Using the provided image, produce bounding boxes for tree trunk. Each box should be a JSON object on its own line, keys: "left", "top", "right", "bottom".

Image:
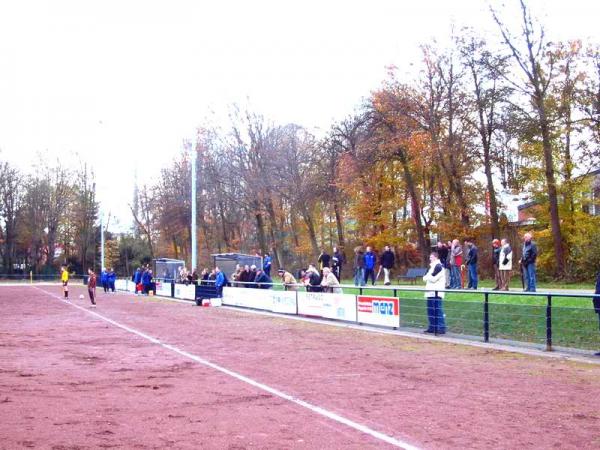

{"left": 333, "top": 198, "right": 345, "bottom": 250}
{"left": 300, "top": 205, "right": 320, "bottom": 259}
{"left": 253, "top": 200, "right": 267, "bottom": 256}
{"left": 539, "top": 109, "right": 566, "bottom": 277}
{"left": 483, "top": 147, "right": 500, "bottom": 239}
{"left": 397, "top": 147, "right": 429, "bottom": 265}
{"left": 264, "top": 197, "right": 283, "bottom": 268}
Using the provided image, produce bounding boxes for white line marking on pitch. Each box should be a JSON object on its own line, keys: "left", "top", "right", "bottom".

{"left": 32, "top": 286, "right": 420, "bottom": 450}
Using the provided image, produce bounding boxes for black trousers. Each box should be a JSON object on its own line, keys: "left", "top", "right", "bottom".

{"left": 364, "top": 268, "right": 375, "bottom": 285}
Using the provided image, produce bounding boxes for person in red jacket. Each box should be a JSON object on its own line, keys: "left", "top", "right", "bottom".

{"left": 87, "top": 268, "right": 97, "bottom": 307}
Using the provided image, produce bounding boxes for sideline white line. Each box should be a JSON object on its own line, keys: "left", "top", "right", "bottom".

{"left": 31, "top": 286, "right": 420, "bottom": 450}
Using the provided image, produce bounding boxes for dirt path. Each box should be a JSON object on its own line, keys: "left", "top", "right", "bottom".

{"left": 1, "top": 285, "right": 599, "bottom": 449}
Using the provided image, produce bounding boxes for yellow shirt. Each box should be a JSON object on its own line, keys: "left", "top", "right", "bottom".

{"left": 61, "top": 270, "right": 69, "bottom": 283}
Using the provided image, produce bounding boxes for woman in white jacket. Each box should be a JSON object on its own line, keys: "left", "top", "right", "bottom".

{"left": 423, "top": 252, "right": 447, "bottom": 334}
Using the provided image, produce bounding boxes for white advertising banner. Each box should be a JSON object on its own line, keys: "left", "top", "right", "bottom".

{"left": 357, "top": 295, "right": 399, "bottom": 328}
{"left": 297, "top": 292, "right": 357, "bottom": 322}
{"left": 222, "top": 287, "right": 273, "bottom": 311}
{"left": 174, "top": 283, "right": 196, "bottom": 300}
{"left": 155, "top": 281, "right": 172, "bottom": 297}
{"left": 115, "top": 279, "right": 128, "bottom": 291}
{"left": 127, "top": 280, "right": 136, "bottom": 293}
{"left": 270, "top": 291, "right": 297, "bottom": 314}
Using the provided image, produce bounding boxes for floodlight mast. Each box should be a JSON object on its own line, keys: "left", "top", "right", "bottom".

{"left": 191, "top": 141, "right": 197, "bottom": 271}
{"left": 100, "top": 212, "right": 105, "bottom": 270}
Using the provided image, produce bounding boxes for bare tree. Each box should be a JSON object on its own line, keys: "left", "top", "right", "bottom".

{"left": 491, "top": 0, "right": 566, "bottom": 277}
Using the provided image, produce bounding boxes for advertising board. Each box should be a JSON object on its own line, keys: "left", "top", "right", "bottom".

{"left": 173, "top": 283, "right": 196, "bottom": 300}
{"left": 357, "top": 295, "right": 399, "bottom": 328}
{"left": 222, "top": 287, "right": 282, "bottom": 311}
{"left": 297, "top": 292, "right": 356, "bottom": 322}
{"left": 155, "top": 281, "right": 173, "bottom": 297}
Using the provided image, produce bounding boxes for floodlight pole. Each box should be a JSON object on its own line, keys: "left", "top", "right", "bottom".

{"left": 100, "top": 212, "right": 105, "bottom": 270}
{"left": 191, "top": 142, "right": 197, "bottom": 271}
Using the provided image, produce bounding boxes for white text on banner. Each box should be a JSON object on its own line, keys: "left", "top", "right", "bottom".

{"left": 297, "top": 292, "right": 357, "bottom": 322}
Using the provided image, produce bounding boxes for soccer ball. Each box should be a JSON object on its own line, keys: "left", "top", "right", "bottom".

{"left": 79, "top": 294, "right": 84, "bottom": 299}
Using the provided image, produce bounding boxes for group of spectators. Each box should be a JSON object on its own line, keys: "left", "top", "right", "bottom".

{"left": 132, "top": 265, "right": 155, "bottom": 295}
{"left": 231, "top": 264, "right": 273, "bottom": 289}
{"left": 177, "top": 266, "right": 199, "bottom": 285}
{"left": 432, "top": 232, "right": 538, "bottom": 292}
{"left": 352, "top": 245, "right": 396, "bottom": 286}
{"left": 100, "top": 268, "right": 117, "bottom": 293}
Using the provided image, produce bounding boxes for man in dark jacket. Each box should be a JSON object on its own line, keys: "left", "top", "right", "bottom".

{"left": 254, "top": 269, "right": 273, "bottom": 289}
{"left": 305, "top": 265, "right": 322, "bottom": 292}
{"left": 492, "top": 239, "right": 501, "bottom": 290}
{"left": 381, "top": 245, "right": 395, "bottom": 286}
{"left": 464, "top": 239, "right": 478, "bottom": 289}
{"left": 353, "top": 247, "right": 365, "bottom": 287}
{"left": 521, "top": 232, "right": 538, "bottom": 292}
{"left": 331, "top": 246, "right": 345, "bottom": 281}
{"left": 363, "top": 246, "right": 377, "bottom": 286}
{"left": 318, "top": 249, "right": 331, "bottom": 276}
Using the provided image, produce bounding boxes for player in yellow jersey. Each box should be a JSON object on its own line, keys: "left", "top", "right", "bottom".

{"left": 60, "top": 265, "right": 69, "bottom": 299}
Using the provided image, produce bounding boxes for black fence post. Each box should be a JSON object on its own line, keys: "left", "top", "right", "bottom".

{"left": 434, "top": 290, "right": 438, "bottom": 336}
{"left": 484, "top": 292, "right": 489, "bottom": 343}
{"left": 393, "top": 289, "right": 397, "bottom": 297}
{"left": 546, "top": 295, "right": 552, "bottom": 351}
{"left": 359, "top": 287, "right": 363, "bottom": 296}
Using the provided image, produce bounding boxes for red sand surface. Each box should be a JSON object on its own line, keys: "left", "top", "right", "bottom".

{"left": 1, "top": 284, "right": 599, "bottom": 449}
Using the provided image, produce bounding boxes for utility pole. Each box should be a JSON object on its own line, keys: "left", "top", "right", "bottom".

{"left": 190, "top": 141, "right": 197, "bottom": 271}
{"left": 100, "top": 212, "right": 105, "bottom": 270}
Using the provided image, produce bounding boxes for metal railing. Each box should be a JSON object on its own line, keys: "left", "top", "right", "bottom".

{"left": 118, "top": 278, "right": 600, "bottom": 354}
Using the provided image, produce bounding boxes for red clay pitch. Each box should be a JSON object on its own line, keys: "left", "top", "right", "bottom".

{"left": 1, "top": 285, "right": 599, "bottom": 449}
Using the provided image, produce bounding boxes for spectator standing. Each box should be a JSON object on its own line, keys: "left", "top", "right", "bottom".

{"left": 363, "top": 246, "right": 377, "bottom": 285}
{"left": 318, "top": 249, "right": 331, "bottom": 275}
{"left": 107, "top": 268, "right": 116, "bottom": 293}
{"left": 200, "top": 268, "right": 210, "bottom": 285}
{"left": 499, "top": 238, "right": 513, "bottom": 291}
{"left": 464, "top": 239, "right": 478, "bottom": 290}
{"left": 263, "top": 253, "right": 272, "bottom": 277}
{"left": 332, "top": 246, "right": 345, "bottom": 281}
{"left": 278, "top": 269, "right": 298, "bottom": 291}
{"left": 492, "top": 239, "right": 501, "bottom": 290}
{"left": 449, "top": 240, "right": 463, "bottom": 289}
{"left": 353, "top": 246, "right": 365, "bottom": 286}
{"left": 214, "top": 267, "right": 225, "bottom": 296}
{"left": 321, "top": 267, "right": 342, "bottom": 293}
{"left": 521, "top": 233, "right": 538, "bottom": 292}
{"left": 133, "top": 267, "right": 142, "bottom": 295}
{"left": 101, "top": 268, "right": 108, "bottom": 293}
{"left": 423, "top": 251, "right": 446, "bottom": 334}
{"left": 87, "top": 268, "right": 97, "bottom": 307}
{"left": 381, "top": 245, "right": 395, "bottom": 286}
{"left": 436, "top": 242, "right": 449, "bottom": 288}
{"left": 141, "top": 269, "right": 153, "bottom": 295}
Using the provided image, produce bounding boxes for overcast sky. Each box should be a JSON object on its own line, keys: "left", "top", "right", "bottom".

{"left": 0, "top": 0, "right": 598, "bottom": 231}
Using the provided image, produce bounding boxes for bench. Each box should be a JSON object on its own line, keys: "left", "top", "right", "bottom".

{"left": 397, "top": 267, "right": 428, "bottom": 285}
